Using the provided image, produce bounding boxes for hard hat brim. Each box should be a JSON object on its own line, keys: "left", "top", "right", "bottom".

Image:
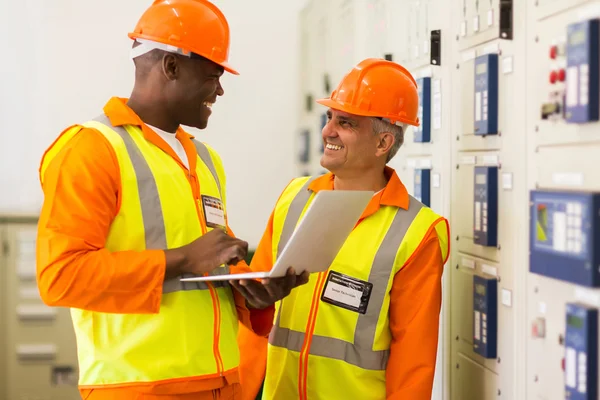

{"left": 316, "top": 98, "right": 419, "bottom": 127}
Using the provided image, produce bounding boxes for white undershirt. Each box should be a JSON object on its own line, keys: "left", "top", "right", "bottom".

{"left": 147, "top": 124, "right": 190, "bottom": 170}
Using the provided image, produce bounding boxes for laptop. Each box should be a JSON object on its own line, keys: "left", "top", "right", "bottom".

{"left": 180, "top": 189, "right": 374, "bottom": 282}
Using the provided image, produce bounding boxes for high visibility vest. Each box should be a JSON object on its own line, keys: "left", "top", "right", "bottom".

{"left": 40, "top": 114, "right": 240, "bottom": 387}
{"left": 262, "top": 176, "right": 449, "bottom": 400}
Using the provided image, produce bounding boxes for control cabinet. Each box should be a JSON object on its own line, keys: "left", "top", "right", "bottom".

{"left": 414, "top": 168, "right": 431, "bottom": 207}
{"left": 474, "top": 54, "right": 499, "bottom": 136}
{"left": 565, "top": 303, "right": 598, "bottom": 400}
{"left": 415, "top": 77, "right": 432, "bottom": 142}
{"left": 0, "top": 217, "right": 80, "bottom": 400}
{"left": 529, "top": 190, "right": 600, "bottom": 287}
{"left": 565, "top": 19, "right": 599, "bottom": 123}
{"left": 473, "top": 274, "right": 498, "bottom": 359}
{"left": 473, "top": 166, "right": 498, "bottom": 247}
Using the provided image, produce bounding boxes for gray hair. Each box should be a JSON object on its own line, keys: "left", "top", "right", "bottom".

{"left": 370, "top": 118, "right": 408, "bottom": 163}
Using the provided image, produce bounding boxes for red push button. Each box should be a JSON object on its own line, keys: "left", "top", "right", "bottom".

{"left": 549, "top": 70, "right": 558, "bottom": 84}
{"left": 550, "top": 45, "right": 558, "bottom": 59}
{"left": 558, "top": 68, "right": 566, "bottom": 82}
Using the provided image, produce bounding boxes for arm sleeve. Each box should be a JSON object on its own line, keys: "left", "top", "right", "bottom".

{"left": 36, "top": 128, "right": 166, "bottom": 314}
{"left": 228, "top": 217, "right": 275, "bottom": 337}
{"left": 386, "top": 221, "right": 447, "bottom": 399}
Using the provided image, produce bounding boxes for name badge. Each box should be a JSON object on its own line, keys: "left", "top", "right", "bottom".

{"left": 321, "top": 271, "right": 373, "bottom": 314}
{"left": 202, "top": 195, "right": 226, "bottom": 229}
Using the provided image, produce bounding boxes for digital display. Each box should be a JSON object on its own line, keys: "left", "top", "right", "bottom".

{"left": 569, "top": 29, "right": 586, "bottom": 47}
{"left": 567, "top": 314, "right": 584, "bottom": 328}
{"left": 476, "top": 174, "right": 487, "bottom": 185}
{"left": 475, "top": 283, "right": 486, "bottom": 296}
{"left": 476, "top": 63, "right": 487, "bottom": 75}
{"left": 536, "top": 203, "right": 548, "bottom": 242}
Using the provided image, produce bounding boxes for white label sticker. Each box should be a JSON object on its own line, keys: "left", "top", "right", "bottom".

{"left": 552, "top": 172, "right": 584, "bottom": 187}
{"left": 502, "top": 288, "right": 512, "bottom": 307}
{"left": 566, "top": 347, "right": 577, "bottom": 388}
{"left": 481, "top": 264, "right": 498, "bottom": 277}
{"left": 487, "top": 9, "right": 494, "bottom": 26}
{"left": 462, "top": 257, "right": 475, "bottom": 269}
{"left": 461, "top": 21, "right": 467, "bottom": 37}
{"left": 418, "top": 159, "right": 432, "bottom": 169}
{"left": 461, "top": 156, "right": 477, "bottom": 165}
{"left": 414, "top": 44, "right": 420, "bottom": 58}
{"left": 575, "top": 287, "right": 600, "bottom": 307}
{"left": 481, "top": 42, "right": 499, "bottom": 55}
{"left": 418, "top": 66, "right": 433, "bottom": 78}
{"left": 16, "top": 344, "right": 57, "bottom": 359}
{"left": 502, "top": 173, "right": 513, "bottom": 190}
{"left": 553, "top": 212, "right": 567, "bottom": 252}
{"left": 481, "top": 155, "right": 499, "bottom": 165}
{"left": 16, "top": 305, "right": 57, "bottom": 320}
{"left": 432, "top": 173, "right": 441, "bottom": 188}
{"left": 566, "top": 66, "right": 579, "bottom": 107}
{"left": 473, "top": 15, "right": 480, "bottom": 32}
{"left": 502, "top": 56, "right": 514, "bottom": 74}
{"left": 323, "top": 282, "right": 362, "bottom": 308}
{"left": 475, "top": 91, "right": 482, "bottom": 122}
{"left": 462, "top": 50, "right": 477, "bottom": 62}
{"left": 407, "top": 159, "right": 417, "bottom": 168}
{"left": 539, "top": 301, "right": 547, "bottom": 314}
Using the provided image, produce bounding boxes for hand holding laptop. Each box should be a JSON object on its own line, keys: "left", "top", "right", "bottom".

{"left": 230, "top": 266, "right": 310, "bottom": 309}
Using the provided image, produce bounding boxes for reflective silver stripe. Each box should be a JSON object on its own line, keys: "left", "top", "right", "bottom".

{"left": 277, "top": 177, "right": 319, "bottom": 257}
{"left": 93, "top": 115, "right": 229, "bottom": 293}
{"left": 192, "top": 140, "right": 222, "bottom": 200}
{"left": 268, "top": 190, "right": 424, "bottom": 370}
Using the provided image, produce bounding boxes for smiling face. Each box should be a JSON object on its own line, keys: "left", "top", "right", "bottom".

{"left": 320, "top": 108, "right": 396, "bottom": 176}
{"left": 162, "top": 54, "right": 225, "bottom": 130}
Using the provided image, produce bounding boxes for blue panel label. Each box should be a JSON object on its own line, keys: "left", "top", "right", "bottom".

{"left": 532, "top": 193, "right": 591, "bottom": 261}
{"left": 565, "top": 19, "right": 600, "bottom": 123}
{"left": 474, "top": 54, "right": 499, "bottom": 135}
{"left": 414, "top": 77, "right": 431, "bottom": 142}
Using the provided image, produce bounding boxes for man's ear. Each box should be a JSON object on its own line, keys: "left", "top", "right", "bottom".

{"left": 375, "top": 131, "right": 395, "bottom": 157}
{"left": 162, "top": 54, "right": 179, "bottom": 81}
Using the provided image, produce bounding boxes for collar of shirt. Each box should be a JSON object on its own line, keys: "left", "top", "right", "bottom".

{"left": 308, "top": 166, "right": 410, "bottom": 222}
{"left": 102, "top": 97, "right": 198, "bottom": 172}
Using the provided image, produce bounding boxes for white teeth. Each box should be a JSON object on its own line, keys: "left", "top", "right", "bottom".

{"left": 326, "top": 143, "right": 343, "bottom": 151}
{"left": 203, "top": 102, "right": 213, "bottom": 108}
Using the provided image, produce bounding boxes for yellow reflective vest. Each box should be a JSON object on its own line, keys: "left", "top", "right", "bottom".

{"left": 40, "top": 114, "right": 240, "bottom": 386}
{"left": 262, "top": 176, "right": 449, "bottom": 400}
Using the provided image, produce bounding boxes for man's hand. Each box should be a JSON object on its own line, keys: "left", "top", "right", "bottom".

{"left": 164, "top": 229, "right": 248, "bottom": 279}
{"left": 230, "top": 267, "right": 310, "bottom": 309}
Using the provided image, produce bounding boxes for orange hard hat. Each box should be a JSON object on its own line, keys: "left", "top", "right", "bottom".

{"left": 317, "top": 58, "right": 420, "bottom": 126}
{"left": 128, "top": 0, "right": 238, "bottom": 75}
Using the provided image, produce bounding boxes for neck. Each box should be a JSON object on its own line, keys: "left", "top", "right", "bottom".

{"left": 333, "top": 167, "right": 388, "bottom": 192}
{"left": 127, "top": 88, "right": 179, "bottom": 133}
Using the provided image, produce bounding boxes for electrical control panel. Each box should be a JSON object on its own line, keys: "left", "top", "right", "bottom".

{"left": 565, "top": 303, "right": 598, "bottom": 400}
{"left": 565, "top": 19, "right": 599, "bottom": 123}
{"left": 415, "top": 77, "right": 432, "bottom": 142}
{"left": 414, "top": 168, "right": 431, "bottom": 207}
{"left": 473, "top": 274, "right": 498, "bottom": 359}
{"left": 473, "top": 166, "right": 498, "bottom": 247}
{"left": 474, "top": 54, "right": 499, "bottom": 136}
{"left": 529, "top": 190, "right": 600, "bottom": 287}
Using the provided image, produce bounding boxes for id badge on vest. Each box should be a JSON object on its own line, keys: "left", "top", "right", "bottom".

{"left": 321, "top": 271, "right": 373, "bottom": 314}
{"left": 201, "top": 195, "right": 226, "bottom": 230}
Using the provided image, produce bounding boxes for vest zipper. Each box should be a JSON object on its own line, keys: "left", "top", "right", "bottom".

{"left": 298, "top": 271, "right": 329, "bottom": 400}
{"left": 192, "top": 176, "right": 224, "bottom": 377}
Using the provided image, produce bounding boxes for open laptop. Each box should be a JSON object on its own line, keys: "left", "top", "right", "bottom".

{"left": 180, "top": 189, "right": 374, "bottom": 282}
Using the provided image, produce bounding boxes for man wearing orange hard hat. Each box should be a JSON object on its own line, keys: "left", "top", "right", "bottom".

{"left": 35, "top": 1, "right": 308, "bottom": 399}
{"left": 237, "top": 58, "right": 450, "bottom": 400}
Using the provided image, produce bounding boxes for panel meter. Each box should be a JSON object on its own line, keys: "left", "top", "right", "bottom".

{"left": 473, "top": 274, "right": 497, "bottom": 359}
{"left": 414, "top": 169, "right": 431, "bottom": 207}
{"left": 529, "top": 190, "right": 600, "bottom": 287}
{"left": 473, "top": 166, "right": 498, "bottom": 247}
{"left": 474, "top": 54, "right": 499, "bottom": 135}
{"left": 565, "top": 303, "right": 598, "bottom": 400}
{"left": 414, "top": 77, "right": 431, "bottom": 143}
{"left": 565, "top": 19, "right": 599, "bottom": 123}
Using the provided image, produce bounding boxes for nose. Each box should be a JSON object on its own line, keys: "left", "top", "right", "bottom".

{"left": 216, "top": 79, "right": 224, "bottom": 97}
{"left": 322, "top": 118, "right": 336, "bottom": 138}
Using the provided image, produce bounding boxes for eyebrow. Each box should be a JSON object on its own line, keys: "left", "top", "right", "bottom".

{"left": 337, "top": 115, "right": 358, "bottom": 127}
